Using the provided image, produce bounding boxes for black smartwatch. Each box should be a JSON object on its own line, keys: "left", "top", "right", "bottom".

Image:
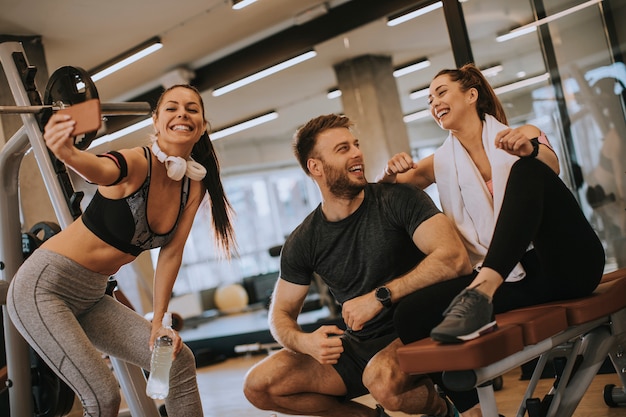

{"left": 522, "top": 137, "right": 540, "bottom": 158}
{"left": 375, "top": 286, "right": 392, "bottom": 308}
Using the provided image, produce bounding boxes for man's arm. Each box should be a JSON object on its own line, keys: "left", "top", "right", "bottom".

{"left": 342, "top": 213, "right": 471, "bottom": 331}
{"left": 388, "top": 213, "right": 472, "bottom": 298}
{"left": 269, "top": 279, "right": 344, "bottom": 364}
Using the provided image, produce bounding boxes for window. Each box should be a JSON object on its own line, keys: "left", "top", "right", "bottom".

{"left": 166, "top": 167, "right": 320, "bottom": 295}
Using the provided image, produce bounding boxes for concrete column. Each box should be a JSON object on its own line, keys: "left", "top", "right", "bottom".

{"left": 333, "top": 54, "right": 411, "bottom": 179}
{"left": 0, "top": 36, "right": 56, "bottom": 229}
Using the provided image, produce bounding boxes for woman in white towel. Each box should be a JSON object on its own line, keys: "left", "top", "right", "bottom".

{"left": 378, "top": 63, "right": 605, "bottom": 344}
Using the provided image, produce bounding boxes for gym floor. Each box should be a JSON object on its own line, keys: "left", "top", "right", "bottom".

{"left": 59, "top": 350, "right": 624, "bottom": 416}
{"left": 102, "top": 354, "right": 624, "bottom": 417}
{"left": 192, "top": 355, "right": 624, "bottom": 417}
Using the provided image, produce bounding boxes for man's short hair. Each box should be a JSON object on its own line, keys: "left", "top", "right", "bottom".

{"left": 293, "top": 114, "right": 354, "bottom": 175}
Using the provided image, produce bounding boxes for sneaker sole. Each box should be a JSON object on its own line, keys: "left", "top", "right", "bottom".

{"left": 431, "top": 321, "right": 497, "bottom": 343}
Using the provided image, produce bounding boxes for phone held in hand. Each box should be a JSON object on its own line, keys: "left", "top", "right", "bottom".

{"left": 57, "top": 99, "right": 102, "bottom": 136}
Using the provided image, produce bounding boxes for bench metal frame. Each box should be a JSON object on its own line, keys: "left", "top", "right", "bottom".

{"left": 466, "top": 308, "right": 626, "bottom": 416}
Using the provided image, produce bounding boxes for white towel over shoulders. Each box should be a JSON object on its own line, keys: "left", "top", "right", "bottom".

{"left": 434, "top": 114, "right": 526, "bottom": 282}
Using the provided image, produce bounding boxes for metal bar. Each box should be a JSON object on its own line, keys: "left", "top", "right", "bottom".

{"left": 0, "top": 105, "right": 53, "bottom": 113}
{"left": 111, "top": 358, "right": 161, "bottom": 416}
{"left": 100, "top": 102, "right": 151, "bottom": 116}
{"left": 0, "top": 101, "right": 151, "bottom": 116}
{"left": 0, "top": 123, "right": 34, "bottom": 417}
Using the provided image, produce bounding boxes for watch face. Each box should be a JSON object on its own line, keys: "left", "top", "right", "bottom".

{"left": 376, "top": 287, "right": 391, "bottom": 306}
{"left": 376, "top": 287, "right": 390, "bottom": 299}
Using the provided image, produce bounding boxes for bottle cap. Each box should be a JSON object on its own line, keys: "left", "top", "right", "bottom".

{"left": 162, "top": 312, "right": 172, "bottom": 328}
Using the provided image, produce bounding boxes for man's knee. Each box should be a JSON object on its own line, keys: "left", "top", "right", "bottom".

{"left": 363, "top": 359, "right": 404, "bottom": 410}
{"left": 243, "top": 364, "right": 274, "bottom": 409}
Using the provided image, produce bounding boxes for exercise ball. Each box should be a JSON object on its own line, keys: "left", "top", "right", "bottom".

{"left": 214, "top": 283, "right": 249, "bottom": 313}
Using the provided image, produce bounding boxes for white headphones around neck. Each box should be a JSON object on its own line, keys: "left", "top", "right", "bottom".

{"left": 151, "top": 140, "right": 207, "bottom": 181}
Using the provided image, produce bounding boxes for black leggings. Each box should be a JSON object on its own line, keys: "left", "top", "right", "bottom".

{"left": 396, "top": 157, "right": 605, "bottom": 342}
{"left": 394, "top": 158, "right": 605, "bottom": 409}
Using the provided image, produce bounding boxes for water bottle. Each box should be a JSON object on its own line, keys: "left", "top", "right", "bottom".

{"left": 146, "top": 312, "right": 174, "bottom": 399}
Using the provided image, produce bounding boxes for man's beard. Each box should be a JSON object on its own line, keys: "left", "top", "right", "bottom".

{"left": 323, "top": 163, "right": 366, "bottom": 199}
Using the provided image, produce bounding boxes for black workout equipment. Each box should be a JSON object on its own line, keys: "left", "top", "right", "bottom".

{"left": 0, "top": 62, "right": 151, "bottom": 220}
{"left": 0, "top": 64, "right": 151, "bottom": 151}
{"left": 42, "top": 66, "right": 100, "bottom": 150}
{"left": 30, "top": 339, "right": 75, "bottom": 417}
{"left": 22, "top": 221, "right": 62, "bottom": 259}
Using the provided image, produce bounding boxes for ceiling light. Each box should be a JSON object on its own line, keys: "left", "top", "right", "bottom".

{"left": 481, "top": 64, "right": 504, "bottom": 77}
{"left": 232, "top": 0, "right": 258, "bottom": 10}
{"left": 327, "top": 89, "right": 342, "bottom": 100}
{"left": 409, "top": 87, "right": 429, "bottom": 100}
{"left": 387, "top": 2, "right": 443, "bottom": 27}
{"left": 496, "top": 0, "right": 601, "bottom": 42}
{"left": 212, "top": 50, "right": 317, "bottom": 97}
{"left": 493, "top": 73, "right": 550, "bottom": 95}
{"left": 404, "top": 109, "right": 431, "bottom": 123}
{"left": 88, "top": 117, "right": 153, "bottom": 149}
{"left": 496, "top": 26, "right": 537, "bottom": 43}
{"left": 211, "top": 111, "right": 278, "bottom": 140}
{"left": 393, "top": 58, "right": 431, "bottom": 78}
{"left": 89, "top": 37, "right": 163, "bottom": 82}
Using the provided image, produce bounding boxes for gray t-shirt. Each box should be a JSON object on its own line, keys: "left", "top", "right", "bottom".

{"left": 280, "top": 182, "right": 441, "bottom": 339}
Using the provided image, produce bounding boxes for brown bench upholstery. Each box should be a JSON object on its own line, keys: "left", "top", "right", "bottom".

{"left": 397, "top": 267, "right": 626, "bottom": 375}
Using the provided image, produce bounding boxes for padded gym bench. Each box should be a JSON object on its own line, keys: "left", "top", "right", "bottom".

{"left": 397, "top": 268, "right": 626, "bottom": 417}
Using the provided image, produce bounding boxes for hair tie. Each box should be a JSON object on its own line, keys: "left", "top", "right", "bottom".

{"left": 151, "top": 140, "right": 207, "bottom": 181}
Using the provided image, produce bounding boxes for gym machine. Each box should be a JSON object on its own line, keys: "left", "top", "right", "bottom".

{"left": 0, "top": 40, "right": 160, "bottom": 416}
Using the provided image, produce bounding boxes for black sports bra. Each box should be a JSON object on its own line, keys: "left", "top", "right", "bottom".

{"left": 82, "top": 147, "right": 190, "bottom": 256}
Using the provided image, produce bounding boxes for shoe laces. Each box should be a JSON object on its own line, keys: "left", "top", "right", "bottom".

{"left": 443, "top": 288, "right": 482, "bottom": 318}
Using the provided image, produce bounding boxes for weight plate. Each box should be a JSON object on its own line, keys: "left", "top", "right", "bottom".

{"left": 43, "top": 66, "right": 99, "bottom": 150}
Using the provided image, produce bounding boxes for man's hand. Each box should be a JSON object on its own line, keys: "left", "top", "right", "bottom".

{"left": 341, "top": 292, "right": 382, "bottom": 331}
{"left": 301, "top": 325, "right": 344, "bottom": 365}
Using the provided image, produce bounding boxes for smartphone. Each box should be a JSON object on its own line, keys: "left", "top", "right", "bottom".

{"left": 57, "top": 98, "right": 102, "bottom": 136}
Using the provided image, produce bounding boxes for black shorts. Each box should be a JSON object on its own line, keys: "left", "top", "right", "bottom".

{"left": 332, "top": 330, "right": 398, "bottom": 399}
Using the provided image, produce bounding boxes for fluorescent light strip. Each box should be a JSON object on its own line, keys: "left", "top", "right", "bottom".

{"left": 404, "top": 109, "right": 431, "bottom": 123}
{"left": 211, "top": 111, "right": 278, "bottom": 140}
{"left": 387, "top": 2, "right": 442, "bottom": 27}
{"left": 88, "top": 118, "right": 153, "bottom": 149}
{"left": 327, "top": 89, "right": 342, "bottom": 100}
{"left": 496, "top": 26, "right": 537, "bottom": 42}
{"left": 493, "top": 73, "right": 549, "bottom": 94}
{"left": 393, "top": 59, "right": 431, "bottom": 78}
{"left": 91, "top": 42, "right": 163, "bottom": 82}
{"left": 232, "top": 0, "right": 258, "bottom": 10}
{"left": 212, "top": 50, "right": 317, "bottom": 96}
{"left": 409, "top": 88, "right": 429, "bottom": 100}
{"left": 496, "top": 0, "right": 601, "bottom": 42}
{"left": 481, "top": 65, "right": 504, "bottom": 78}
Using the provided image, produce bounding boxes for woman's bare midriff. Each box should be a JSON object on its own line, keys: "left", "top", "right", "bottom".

{"left": 40, "top": 218, "right": 137, "bottom": 276}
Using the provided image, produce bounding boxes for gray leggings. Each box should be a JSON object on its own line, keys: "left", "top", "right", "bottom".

{"left": 7, "top": 249, "right": 202, "bottom": 417}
